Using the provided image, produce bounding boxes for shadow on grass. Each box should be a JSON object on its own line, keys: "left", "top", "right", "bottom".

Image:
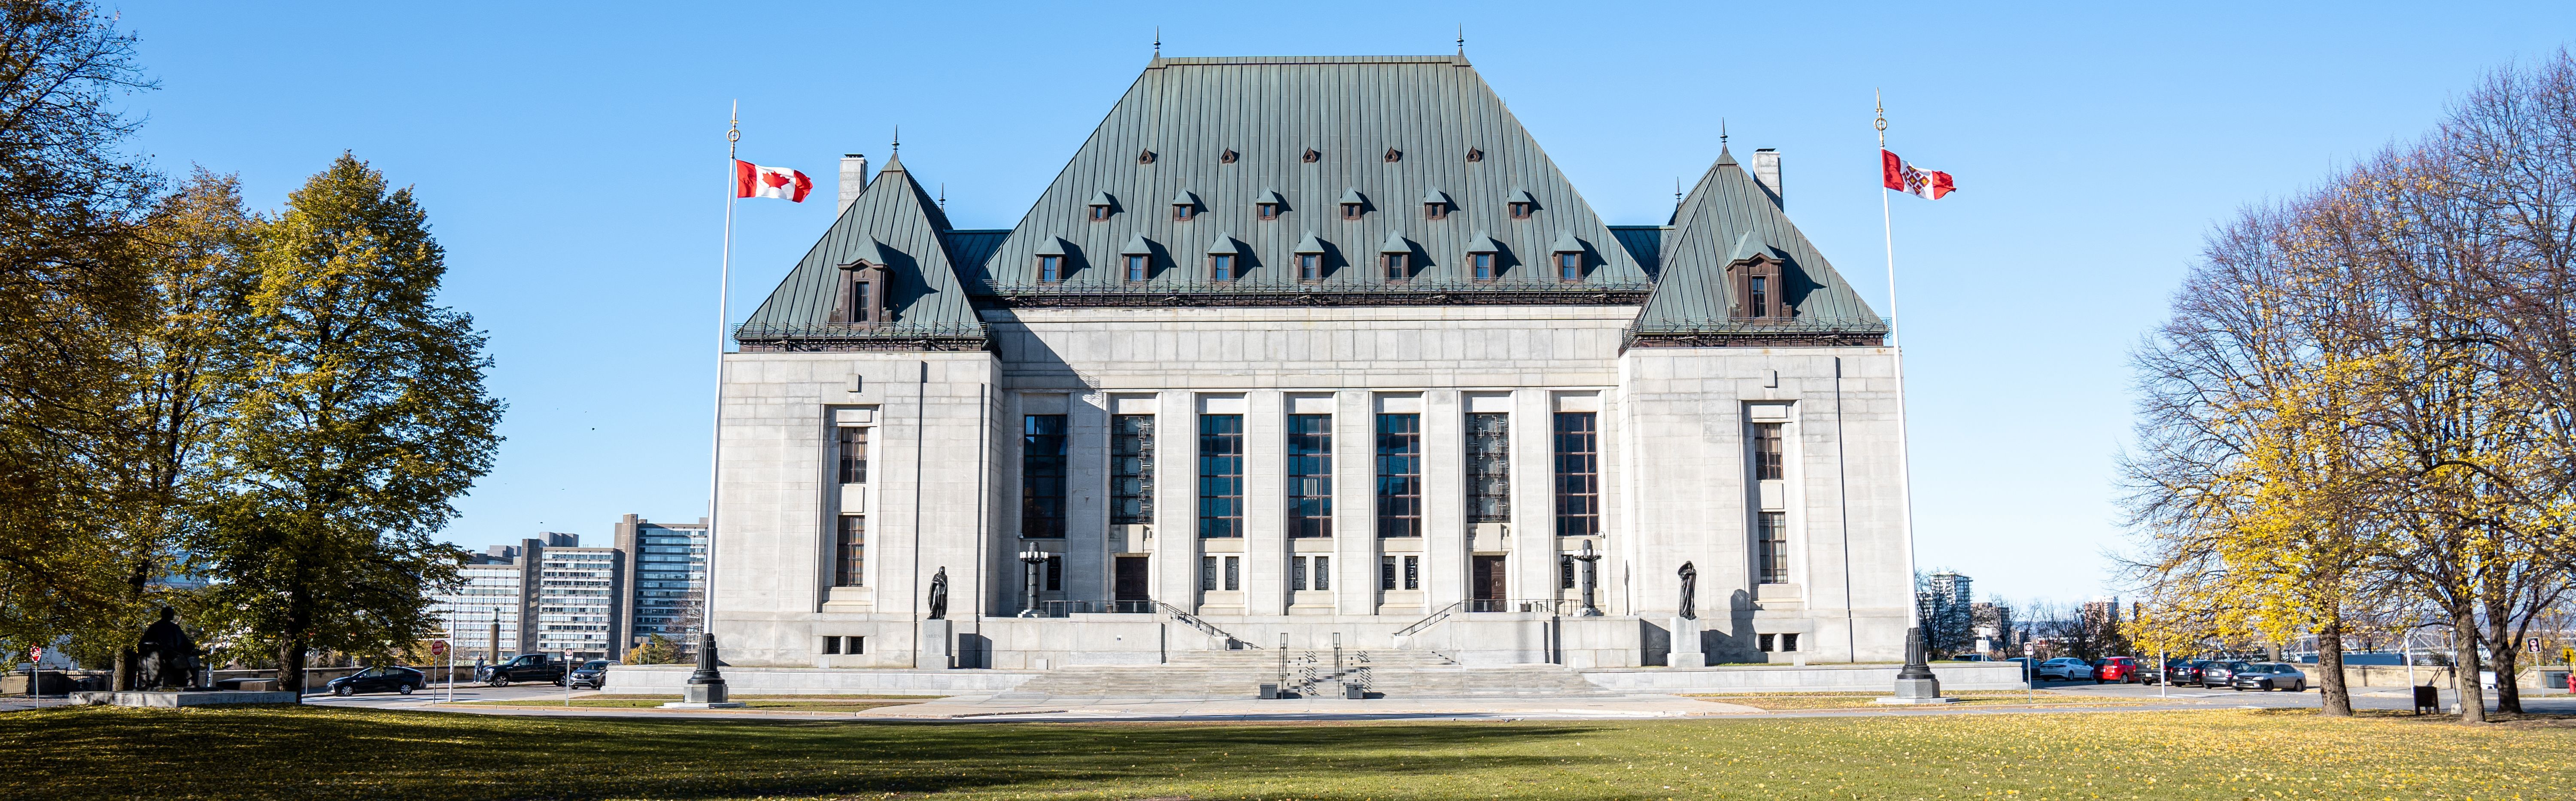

{"left": 0, "top": 705, "right": 1615, "bottom": 801}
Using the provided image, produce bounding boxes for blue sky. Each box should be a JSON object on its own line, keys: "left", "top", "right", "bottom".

{"left": 112, "top": 2, "right": 2574, "bottom": 604}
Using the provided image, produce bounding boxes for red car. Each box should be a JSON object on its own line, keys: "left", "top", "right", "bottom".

{"left": 2091, "top": 656, "right": 2141, "bottom": 683}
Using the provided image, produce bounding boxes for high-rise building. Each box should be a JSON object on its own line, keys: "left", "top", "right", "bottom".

{"left": 431, "top": 533, "right": 575, "bottom": 661}
{"left": 615, "top": 514, "right": 708, "bottom": 653}
{"left": 533, "top": 541, "right": 623, "bottom": 661}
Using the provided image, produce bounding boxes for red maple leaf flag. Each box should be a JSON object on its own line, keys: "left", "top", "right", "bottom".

{"left": 1880, "top": 149, "right": 1956, "bottom": 200}
{"left": 733, "top": 160, "right": 812, "bottom": 202}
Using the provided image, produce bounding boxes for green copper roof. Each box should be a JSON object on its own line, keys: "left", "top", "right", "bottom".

{"left": 736, "top": 155, "right": 981, "bottom": 340}
{"left": 968, "top": 55, "right": 1649, "bottom": 293}
{"left": 1634, "top": 147, "right": 1884, "bottom": 340}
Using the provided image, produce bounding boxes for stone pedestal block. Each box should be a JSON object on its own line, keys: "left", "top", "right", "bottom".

{"left": 1872, "top": 676, "right": 1960, "bottom": 704}
{"left": 1667, "top": 616, "right": 1704, "bottom": 668}
{"left": 917, "top": 619, "right": 954, "bottom": 670}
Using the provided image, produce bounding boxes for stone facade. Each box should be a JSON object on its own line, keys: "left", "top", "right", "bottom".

{"left": 708, "top": 54, "right": 1914, "bottom": 672}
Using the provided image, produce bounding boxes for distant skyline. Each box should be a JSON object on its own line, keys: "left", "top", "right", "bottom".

{"left": 109, "top": 1, "right": 2576, "bottom": 603}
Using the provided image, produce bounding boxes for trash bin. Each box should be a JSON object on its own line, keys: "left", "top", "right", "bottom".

{"left": 2411, "top": 685, "right": 2440, "bottom": 715}
{"left": 1257, "top": 683, "right": 1279, "bottom": 700}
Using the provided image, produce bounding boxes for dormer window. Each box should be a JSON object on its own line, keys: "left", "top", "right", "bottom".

{"left": 1088, "top": 190, "right": 1115, "bottom": 221}
{"left": 1507, "top": 188, "right": 1537, "bottom": 219}
{"left": 1728, "top": 254, "right": 1792, "bottom": 322}
{"left": 1038, "top": 255, "right": 1063, "bottom": 283}
{"left": 1209, "top": 254, "right": 1235, "bottom": 282}
{"left": 1383, "top": 252, "right": 1410, "bottom": 282}
{"left": 1338, "top": 188, "right": 1365, "bottom": 220}
{"left": 1342, "top": 203, "right": 1362, "bottom": 221}
{"left": 1555, "top": 252, "right": 1580, "bottom": 282}
{"left": 1422, "top": 188, "right": 1449, "bottom": 221}
{"left": 1258, "top": 202, "right": 1280, "bottom": 220}
{"left": 1091, "top": 205, "right": 1112, "bottom": 221}
{"left": 1120, "top": 233, "right": 1154, "bottom": 283}
{"left": 1466, "top": 233, "right": 1503, "bottom": 282}
{"left": 1509, "top": 202, "right": 1533, "bottom": 219}
{"left": 1173, "top": 205, "right": 1194, "bottom": 221}
{"left": 1171, "top": 190, "right": 1197, "bottom": 221}
{"left": 1297, "top": 253, "right": 1321, "bottom": 281}
{"left": 1125, "top": 255, "right": 1148, "bottom": 282}
{"left": 1473, "top": 252, "right": 1496, "bottom": 280}
{"left": 838, "top": 260, "right": 890, "bottom": 325}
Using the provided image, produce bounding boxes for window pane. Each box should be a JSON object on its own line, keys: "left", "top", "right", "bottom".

{"left": 1287, "top": 413, "right": 1333, "bottom": 538}
{"left": 1298, "top": 254, "right": 1318, "bottom": 280}
{"left": 1750, "top": 275, "right": 1769, "bottom": 317}
{"left": 1198, "top": 414, "right": 1243, "bottom": 538}
{"left": 1554, "top": 412, "right": 1599, "bottom": 536}
{"left": 1314, "top": 555, "right": 1328, "bottom": 590}
{"left": 1405, "top": 555, "right": 1419, "bottom": 589}
{"left": 1111, "top": 414, "right": 1156, "bottom": 525}
{"left": 1021, "top": 415, "right": 1068, "bottom": 537}
{"left": 1376, "top": 413, "right": 1421, "bottom": 537}
{"left": 1466, "top": 413, "right": 1510, "bottom": 523}
{"left": 1473, "top": 252, "right": 1493, "bottom": 279}
{"left": 1757, "top": 511, "right": 1788, "bottom": 584}
{"left": 838, "top": 426, "right": 869, "bottom": 484}
{"left": 834, "top": 516, "right": 865, "bottom": 587}
{"left": 1753, "top": 422, "right": 1784, "bottom": 481}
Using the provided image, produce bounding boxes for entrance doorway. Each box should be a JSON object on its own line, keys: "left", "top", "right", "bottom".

{"left": 1114, "top": 556, "right": 1150, "bottom": 607}
{"left": 1470, "top": 555, "right": 1506, "bottom": 609}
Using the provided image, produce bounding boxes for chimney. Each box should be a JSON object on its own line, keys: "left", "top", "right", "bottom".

{"left": 838, "top": 154, "right": 869, "bottom": 214}
{"left": 1751, "top": 149, "right": 1783, "bottom": 209}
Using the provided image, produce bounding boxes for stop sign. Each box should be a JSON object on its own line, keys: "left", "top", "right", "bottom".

{"left": 430, "top": 641, "right": 447, "bottom": 656}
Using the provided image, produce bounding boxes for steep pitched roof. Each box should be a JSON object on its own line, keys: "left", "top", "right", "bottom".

{"left": 1631, "top": 147, "right": 1885, "bottom": 345}
{"left": 969, "top": 55, "right": 1651, "bottom": 297}
{"left": 736, "top": 155, "right": 983, "bottom": 346}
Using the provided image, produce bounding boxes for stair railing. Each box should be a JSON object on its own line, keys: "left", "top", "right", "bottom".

{"left": 1154, "top": 601, "right": 1254, "bottom": 649}
{"left": 1394, "top": 601, "right": 1467, "bottom": 637}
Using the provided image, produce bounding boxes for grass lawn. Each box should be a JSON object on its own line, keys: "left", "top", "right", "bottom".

{"left": 3, "top": 705, "right": 2569, "bottom": 800}
{"left": 1686, "top": 690, "right": 2179, "bottom": 710}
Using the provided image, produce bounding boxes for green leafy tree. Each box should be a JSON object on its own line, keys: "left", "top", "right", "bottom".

{"left": 626, "top": 634, "right": 684, "bottom": 665}
{"left": 0, "top": 0, "right": 157, "bottom": 667}
{"left": 197, "top": 154, "right": 502, "bottom": 693}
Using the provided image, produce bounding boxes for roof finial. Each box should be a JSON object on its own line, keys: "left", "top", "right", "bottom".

{"left": 1457, "top": 24, "right": 1465, "bottom": 55}
{"left": 1676, "top": 177, "right": 1683, "bottom": 204}
{"left": 891, "top": 125, "right": 899, "bottom": 156}
{"left": 1154, "top": 27, "right": 1161, "bottom": 58}
{"left": 939, "top": 183, "right": 946, "bottom": 210}
{"left": 1720, "top": 118, "right": 1728, "bottom": 146}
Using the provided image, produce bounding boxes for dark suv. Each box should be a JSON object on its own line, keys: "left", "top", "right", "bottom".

{"left": 477, "top": 653, "right": 568, "bottom": 687}
{"left": 568, "top": 659, "right": 611, "bottom": 690}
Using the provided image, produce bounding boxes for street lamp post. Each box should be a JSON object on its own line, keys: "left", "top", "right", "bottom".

{"left": 1018, "top": 548, "right": 1047, "bottom": 618}
{"left": 1572, "top": 541, "right": 1603, "bottom": 617}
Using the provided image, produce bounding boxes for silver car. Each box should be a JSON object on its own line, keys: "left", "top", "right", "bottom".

{"left": 2229, "top": 662, "right": 2308, "bottom": 692}
{"left": 2199, "top": 660, "right": 2251, "bottom": 688}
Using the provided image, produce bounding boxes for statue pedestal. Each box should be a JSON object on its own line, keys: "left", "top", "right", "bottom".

{"left": 1873, "top": 676, "right": 1959, "bottom": 704}
{"left": 916, "top": 619, "right": 954, "bottom": 670}
{"left": 1667, "top": 616, "right": 1705, "bottom": 668}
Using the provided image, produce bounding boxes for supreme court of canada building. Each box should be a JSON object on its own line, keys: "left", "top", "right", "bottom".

{"left": 708, "top": 53, "right": 1917, "bottom": 674}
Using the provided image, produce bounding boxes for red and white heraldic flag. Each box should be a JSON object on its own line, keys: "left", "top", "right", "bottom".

{"left": 1880, "top": 149, "right": 1956, "bottom": 200}
{"left": 734, "top": 160, "right": 812, "bottom": 202}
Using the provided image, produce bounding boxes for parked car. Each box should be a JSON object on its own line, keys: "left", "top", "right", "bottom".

{"left": 2035, "top": 658, "right": 2095, "bottom": 681}
{"left": 2229, "top": 662, "right": 2308, "bottom": 692}
{"left": 327, "top": 665, "right": 426, "bottom": 696}
{"left": 2199, "top": 660, "right": 2251, "bottom": 689}
{"left": 477, "top": 653, "right": 568, "bottom": 687}
{"left": 2142, "top": 659, "right": 2202, "bottom": 686}
{"left": 2092, "top": 656, "right": 2141, "bottom": 683}
{"left": 568, "top": 659, "right": 611, "bottom": 690}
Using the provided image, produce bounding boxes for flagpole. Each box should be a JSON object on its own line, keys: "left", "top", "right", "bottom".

{"left": 1878, "top": 92, "right": 1926, "bottom": 667}
{"left": 684, "top": 101, "right": 740, "bottom": 704}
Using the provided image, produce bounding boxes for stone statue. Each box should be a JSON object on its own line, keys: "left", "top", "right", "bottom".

{"left": 134, "top": 606, "right": 200, "bottom": 690}
{"left": 1677, "top": 562, "right": 1698, "bottom": 620}
{"left": 927, "top": 567, "right": 949, "bottom": 620}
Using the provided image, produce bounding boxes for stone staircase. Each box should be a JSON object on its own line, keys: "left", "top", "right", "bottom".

{"left": 999, "top": 649, "right": 1614, "bottom": 700}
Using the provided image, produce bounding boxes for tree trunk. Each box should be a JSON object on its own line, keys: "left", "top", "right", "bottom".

{"left": 2487, "top": 620, "right": 2524, "bottom": 714}
{"left": 2452, "top": 609, "right": 2487, "bottom": 723}
{"left": 2317, "top": 617, "right": 2352, "bottom": 717}
{"left": 277, "top": 586, "right": 312, "bottom": 700}
{"left": 112, "top": 648, "right": 132, "bottom": 692}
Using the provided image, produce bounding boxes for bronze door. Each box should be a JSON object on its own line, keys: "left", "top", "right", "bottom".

{"left": 1113, "top": 556, "right": 1150, "bottom": 602}
{"left": 1470, "top": 555, "right": 1506, "bottom": 601}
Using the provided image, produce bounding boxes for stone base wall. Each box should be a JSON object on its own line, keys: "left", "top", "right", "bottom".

{"left": 604, "top": 664, "right": 1037, "bottom": 695}
{"left": 1579, "top": 662, "right": 2029, "bottom": 693}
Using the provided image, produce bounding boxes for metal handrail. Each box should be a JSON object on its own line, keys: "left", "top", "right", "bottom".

{"left": 1394, "top": 601, "right": 1466, "bottom": 637}
{"left": 1155, "top": 601, "right": 1254, "bottom": 649}
{"left": 1035, "top": 600, "right": 1157, "bottom": 617}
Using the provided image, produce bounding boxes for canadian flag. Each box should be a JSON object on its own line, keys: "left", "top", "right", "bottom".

{"left": 734, "top": 160, "right": 812, "bottom": 202}
{"left": 1880, "top": 149, "right": 1956, "bottom": 200}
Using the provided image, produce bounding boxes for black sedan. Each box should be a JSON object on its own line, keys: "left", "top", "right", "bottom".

{"left": 328, "top": 665, "right": 427, "bottom": 696}
{"left": 568, "top": 660, "right": 611, "bottom": 690}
